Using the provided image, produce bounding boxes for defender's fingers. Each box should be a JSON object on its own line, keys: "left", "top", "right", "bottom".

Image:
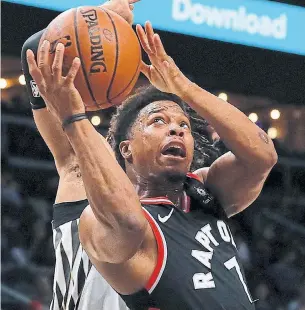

{"left": 38, "top": 40, "right": 52, "bottom": 79}
{"left": 136, "top": 24, "right": 153, "bottom": 55}
{"left": 52, "top": 43, "right": 65, "bottom": 80}
{"left": 26, "top": 49, "right": 44, "bottom": 88}
{"left": 145, "top": 21, "right": 156, "bottom": 54}
{"left": 65, "top": 57, "right": 81, "bottom": 84}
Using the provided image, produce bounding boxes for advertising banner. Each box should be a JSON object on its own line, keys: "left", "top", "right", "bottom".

{"left": 6, "top": 0, "right": 305, "bottom": 55}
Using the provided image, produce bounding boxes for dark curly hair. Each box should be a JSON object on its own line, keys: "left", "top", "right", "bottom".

{"left": 107, "top": 86, "right": 224, "bottom": 171}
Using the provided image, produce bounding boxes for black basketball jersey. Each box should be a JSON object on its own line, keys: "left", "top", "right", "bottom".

{"left": 120, "top": 174, "right": 256, "bottom": 310}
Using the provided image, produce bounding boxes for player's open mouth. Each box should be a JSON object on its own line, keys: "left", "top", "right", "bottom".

{"left": 161, "top": 143, "right": 186, "bottom": 158}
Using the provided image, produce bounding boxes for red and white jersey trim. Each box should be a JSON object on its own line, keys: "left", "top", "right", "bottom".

{"left": 138, "top": 174, "right": 200, "bottom": 295}
{"left": 181, "top": 191, "right": 191, "bottom": 213}
{"left": 140, "top": 197, "right": 174, "bottom": 206}
{"left": 142, "top": 208, "right": 168, "bottom": 294}
{"left": 140, "top": 194, "right": 190, "bottom": 213}
{"left": 186, "top": 172, "right": 202, "bottom": 182}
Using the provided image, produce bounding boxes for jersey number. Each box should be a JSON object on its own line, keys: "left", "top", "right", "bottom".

{"left": 224, "top": 256, "right": 254, "bottom": 303}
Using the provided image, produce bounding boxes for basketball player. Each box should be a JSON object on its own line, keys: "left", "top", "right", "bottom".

{"left": 26, "top": 20, "right": 278, "bottom": 309}
{"left": 21, "top": 1, "right": 139, "bottom": 309}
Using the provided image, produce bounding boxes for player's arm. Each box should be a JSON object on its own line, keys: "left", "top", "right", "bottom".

{"left": 137, "top": 22, "right": 278, "bottom": 217}
{"left": 179, "top": 81, "right": 277, "bottom": 217}
{"left": 21, "top": 30, "right": 87, "bottom": 203}
{"left": 26, "top": 41, "right": 148, "bottom": 264}
{"left": 192, "top": 152, "right": 273, "bottom": 217}
{"left": 67, "top": 122, "right": 148, "bottom": 264}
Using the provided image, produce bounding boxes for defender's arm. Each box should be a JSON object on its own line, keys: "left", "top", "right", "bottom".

{"left": 21, "top": 30, "right": 86, "bottom": 203}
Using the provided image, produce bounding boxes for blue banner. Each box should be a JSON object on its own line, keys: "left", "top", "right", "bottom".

{"left": 5, "top": 0, "right": 305, "bottom": 55}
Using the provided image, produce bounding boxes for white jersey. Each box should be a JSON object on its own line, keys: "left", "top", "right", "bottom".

{"left": 50, "top": 200, "right": 129, "bottom": 310}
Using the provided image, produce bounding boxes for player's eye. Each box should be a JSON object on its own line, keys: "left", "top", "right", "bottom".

{"left": 153, "top": 117, "right": 166, "bottom": 124}
{"left": 180, "top": 122, "right": 190, "bottom": 129}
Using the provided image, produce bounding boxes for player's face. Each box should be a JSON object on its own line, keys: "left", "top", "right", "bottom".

{"left": 125, "top": 101, "right": 194, "bottom": 181}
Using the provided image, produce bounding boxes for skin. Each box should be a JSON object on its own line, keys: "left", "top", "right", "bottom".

{"left": 120, "top": 100, "right": 194, "bottom": 206}
{"left": 136, "top": 22, "right": 278, "bottom": 215}
{"left": 26, "top": 17, "right": 278, "bottom": 297}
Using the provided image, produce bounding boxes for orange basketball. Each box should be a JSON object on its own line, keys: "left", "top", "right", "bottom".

{"left": 39, "top": 6, "right": 141, "bottom": 111}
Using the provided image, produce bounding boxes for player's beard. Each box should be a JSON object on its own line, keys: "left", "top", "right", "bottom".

{"left": 158, "top": 170, "right": 186, "bottom": 185}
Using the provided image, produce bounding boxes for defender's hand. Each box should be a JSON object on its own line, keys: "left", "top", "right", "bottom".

{"left": 26, "top": 40, "right": 85, "bottom": 123}
{"left": 101, "top": 0, "right": 140, "bottom": 25}
{"left": 136, "top": 22, "right": 192, "bottom": 98}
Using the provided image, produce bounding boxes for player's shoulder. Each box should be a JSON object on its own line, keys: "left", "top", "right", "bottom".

{"left": 52, "top": 199, "right": 89, "bottom": 230}
{"left": 21, "top": 29, "right": 46, "bottom": 55}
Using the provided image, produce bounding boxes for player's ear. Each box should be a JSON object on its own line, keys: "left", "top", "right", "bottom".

{"left": 119, "top": 140, "right": 133, "bottom": 163}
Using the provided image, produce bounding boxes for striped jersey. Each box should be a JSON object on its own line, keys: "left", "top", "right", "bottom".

{"left": 50, "top": 199, "right": 129, "bottom": 310}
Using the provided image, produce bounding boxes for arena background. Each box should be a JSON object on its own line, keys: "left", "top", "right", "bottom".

{"left": 1, "top": 0, "right": 305, "bottom": 309}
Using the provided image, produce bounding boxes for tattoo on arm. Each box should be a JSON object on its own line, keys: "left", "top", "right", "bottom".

{"left": 74, "top": 164, "right": 82, "bottom": 178}
{"left": 259, "top": 132, "right": 270, "bottom": 144}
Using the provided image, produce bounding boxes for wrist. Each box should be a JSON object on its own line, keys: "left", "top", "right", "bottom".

{"left": 62, "top": 113, "right": 88, "bottom": 130}
{"left": 55, "top": 102, "right": 86, "bottom": 123}
{"left": 64, "top": 117, "right": 90, "bottom": 133}
{"left": 45, "top": 97, "right": 85, "bottom": 124}
{"left": 64, "top": 118, "right": 95, "bottom": 154}
{"left": 177, "top": 80, "right": 199, "bottom": 102}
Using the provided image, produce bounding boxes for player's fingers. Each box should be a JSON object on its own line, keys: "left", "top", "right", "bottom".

{"left": 151, "top": 65, "right": 168, "bottom": 85}
{"left": 145, "top": 21, "right": 156, "bottom": 54}
{"left": 52, "top": 43, "right": 64, "bottom": 81}
{"left": 154, "top": 34, "right": 168, "bottom": 59}
{"left": 38, "top": 40, "right": 52, "bottom": 79}
{"left": 136, "top": 24, "right": 149, "bottom": 50}
{"left": 140, "top": 61, "right": 151, "bottom": 79}
{"left": 162, "top": 60, "right": 180, "bottom": 81}
{"left": 26, "top": 49, "right": 45, "bottom": 89}
{"left": 136, "top": 24, "right": 153, "bottom": 55}
{"left": 65, "top": 57, "right": 81, "bottom": 84}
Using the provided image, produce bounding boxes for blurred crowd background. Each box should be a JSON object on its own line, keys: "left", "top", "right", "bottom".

{"left": 2, "top": 0, "right": 305, "bottom": 309}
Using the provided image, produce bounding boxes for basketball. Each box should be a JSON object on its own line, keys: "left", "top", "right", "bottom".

{"left": 39, "top": 6, "right": 141, "bottom": 111}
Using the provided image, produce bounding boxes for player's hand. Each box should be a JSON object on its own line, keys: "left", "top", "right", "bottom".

{"left": 136, "top": 21, "right": 192, "bottom": 98}
{"left": 101, "top": 0, "right": 140, "bottom": 25}
{"left": 26, "top": 40, "right": 85, "bottom": 123}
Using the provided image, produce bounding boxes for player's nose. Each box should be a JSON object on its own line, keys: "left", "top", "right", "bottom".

{"left": 169, "top": 124, "right": 184, "bottom": 137}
